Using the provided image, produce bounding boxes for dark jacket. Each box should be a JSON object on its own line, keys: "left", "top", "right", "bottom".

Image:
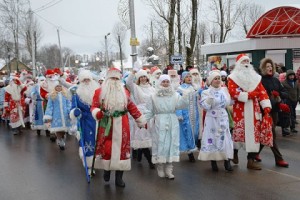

{"left": 282, "top": 70, "right": 300, "bottom": 102}
{"left": 261, "top": 75, "right": 288, "bottom": 112}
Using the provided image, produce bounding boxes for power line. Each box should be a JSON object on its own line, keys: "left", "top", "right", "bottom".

{"left": 33, "top": 11, "right": 102, "bottom": 39}
{"left": 34, "top": 0, "right": 63, "bottom": 12}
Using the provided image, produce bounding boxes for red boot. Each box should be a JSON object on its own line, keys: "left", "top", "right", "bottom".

{"left": 276, "top": 160, "right": 289, "bottom": 168}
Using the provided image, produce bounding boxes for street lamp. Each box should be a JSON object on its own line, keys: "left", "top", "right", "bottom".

{"left": 105, "top": 33, "right": 110, "bottom": 69}
{"left": 96, "top": 56, "right": 101, "bottom": 72}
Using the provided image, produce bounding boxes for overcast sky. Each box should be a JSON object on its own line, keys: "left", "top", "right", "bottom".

{"left": 30, "top": 0, "right": 300, "bottom": 55}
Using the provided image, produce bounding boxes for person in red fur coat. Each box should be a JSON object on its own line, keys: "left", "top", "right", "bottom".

{"left": 91, "top": 68, "right": 146, "bottom": 187}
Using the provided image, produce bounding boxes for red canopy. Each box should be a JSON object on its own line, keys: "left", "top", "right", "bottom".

{"left": 247, "top": 6, "right": 300, "bottom": 38}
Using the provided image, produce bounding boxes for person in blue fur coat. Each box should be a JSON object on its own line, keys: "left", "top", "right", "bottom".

{"left": 176, "top": 71, "right": 202, "bottom": 162}
{"left": 44, "top": 82, "right": 71, "bottom": 150}
{"left": 69, "top": 70, "right": 98, "bottom": 174}
{"left": 31, "top": 76, "right": 48, "bottom": 136}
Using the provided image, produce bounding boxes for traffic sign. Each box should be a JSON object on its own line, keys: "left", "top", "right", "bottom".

{"left": 170, "top": 55, "right": 183, "bottom": 64}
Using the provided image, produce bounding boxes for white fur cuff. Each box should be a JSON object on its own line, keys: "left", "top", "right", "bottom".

{"left": 237, "top": 92, "right": 248, "bottom": 103}
{"left": 260, "top": 99, "right": 271, "bottom": 109}
{"left": 92, "top": 108, "right": 101, "bottom": 120}
{"left": 70, "top": 109, "right": 76, "bottom": 120}
{"left": 43, "top": 115, "right": 52, "bottom": 121}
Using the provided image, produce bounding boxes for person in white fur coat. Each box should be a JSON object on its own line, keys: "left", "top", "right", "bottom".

{"left": 125, "top": 69, "right": 155, "bottom": 169}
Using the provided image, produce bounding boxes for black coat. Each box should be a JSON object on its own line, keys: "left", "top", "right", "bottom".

{"left": 261, "top": 75, "right": 288, "bottom": 112}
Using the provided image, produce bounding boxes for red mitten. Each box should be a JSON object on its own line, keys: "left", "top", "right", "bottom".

{"left": 279, "top": 103, "right": 290, "bottom": 113}
{"left": 14, "top": 79, "right": 21, "bottom": 85}
{"left": 96, "top": 111, "right": 103, "bottom": 120}
{"left": 264, "top": 107, "right": 271, "bottom": 114}
{"left": 271, "top": 90, "right": 280, "bottom": 97}
{"left": 248, "top": 91, "right": 259, "bottom": 99}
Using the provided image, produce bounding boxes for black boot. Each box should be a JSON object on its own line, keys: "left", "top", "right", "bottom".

{"left": 103, "top": 170, "right": 111, "bottom": 182}
{"left": 224, "top": 160, "right": 233, "bottom": 172}
{"left": 144, "top": 148, "right": 155, "bottom": 169}
{"left": 132, "top": 149, "right": 137, "bottom": 160}
{"left": 46, "top": 130, "right": 50, "bottom": 137}
{"left": 188, "top": 153, "right": 196, "bottom": 163}
{"left": 115, "top": 171, "right": 125, "bottom": 187}
{"left": 137, "top": 149, "right": 143, "bottom": 162}
{"left": 211, "top": 161, "right": 218, "bottom": 172}
{"left": 37, "top": 130, "right": 41, "bottom": 136}
{"left": 50, "top": 133, "right": 56, "bottom": 142}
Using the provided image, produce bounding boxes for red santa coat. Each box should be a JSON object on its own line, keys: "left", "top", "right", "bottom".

{"left": 3, "top": 85, "right": 27, "bottom": 128}
{"left": 91, "top": 88, "right": 145, "bottom": 171}
{"left": 228, "top": 75, "right": 271, "bottom": 153}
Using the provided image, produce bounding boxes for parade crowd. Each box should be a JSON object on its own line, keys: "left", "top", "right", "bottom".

{"left": 0, "top": 53, "right": 299, "bottom": 188}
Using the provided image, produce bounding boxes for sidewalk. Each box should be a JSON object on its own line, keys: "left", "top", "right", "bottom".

{"left": 297, "top": 104, "right": 300, "bottom": 115}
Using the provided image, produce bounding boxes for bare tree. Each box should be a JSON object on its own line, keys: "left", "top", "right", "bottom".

{"left": 140, "top": 16, "right": 169, "bottom": 66}
{"left": 146, "top": 0, "right": 176, "bottom": 62}
{"left": 239, "top": 2, "right": 265, "bottom": 36}
{"left": 112, "top": 22, "right": 127, "bottom": 60}
{"left": 37, "top": 44, "right": 61, "bottom": 68}
{"left": 176, "top": 0, "right": 182, "bottom": 54}
{"left": 0, "top": 0, "right": 30, "bottom": 69}
{"left": 20, "top": 10, "right": 42, "bottom": 60}
{"left": 185, "top": 0, "right": 198, "bottom": 66}
{"left": 209, "top": 0, "right": 242, "bottom": 43}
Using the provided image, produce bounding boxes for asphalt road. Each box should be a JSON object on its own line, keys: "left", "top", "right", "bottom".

{"left": 0, "top": 121, "right": 299, "bottom": 200}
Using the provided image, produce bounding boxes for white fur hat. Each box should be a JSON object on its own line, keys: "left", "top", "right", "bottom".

{"left": 220, "top": 70, "right": 227, "bottom": 77}
{"left": 158, "top": 74, "right": 170, "bottom": 85}
{"left": 189, "top": 68, "right": 200, "bottom": 75}
{"left": 207, "top": 70, "right": 221, "bottom": 84}
{"left": 78, "top": 70, "right": 93, "bottom": 82}
{"left": 136, "top": 70, "right": 148, "bottom": 80}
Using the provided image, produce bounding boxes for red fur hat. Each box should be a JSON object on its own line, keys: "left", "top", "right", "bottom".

{"left": 106, "top": 68, "right": 122, "bottom": 79}
{"left": 53, "top": 68, "right": 62, "bottom": 75}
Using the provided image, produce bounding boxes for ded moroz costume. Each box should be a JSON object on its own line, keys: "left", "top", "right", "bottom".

{"left": 69, "top": 70, "right": 98, "bottom": 174}
{"left": 227, "top": 54, "right": 272, "bottom": 170}
{"left": 3, "top": 76, "right": 27, "bottom": 134}
{"left": 91, "top": 68, "right": 146, "bottom": 187}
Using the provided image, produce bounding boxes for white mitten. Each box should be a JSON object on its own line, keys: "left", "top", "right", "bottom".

{"left": 205, "top": 97, "right": 214, "bottom": 105}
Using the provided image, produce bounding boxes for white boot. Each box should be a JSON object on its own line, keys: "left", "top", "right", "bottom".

{"left": 165, "top": 163, "right": 175, "bottom": 179}
{"left": 156, "top": 164, "right": 165, "bottom": 178}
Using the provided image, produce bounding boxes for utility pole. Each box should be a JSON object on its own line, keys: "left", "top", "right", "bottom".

{"left": 57, "top": 28, "right": 63, "bottom": 70}
{"left": 118, "top": 35, "right": 123, "bottom": 73}
{"left": 16, "top": 0, "right": 20, "bottom": 73}
{"left": 129, "top": 0, "right": 138, "bottom": 66}
{"left": 29, "top": 10, "right": 36, "bottom": 78}
{"left": 151, "top": 21, "right": 154, "bottom": 47}
{"left": 105, "top": 33, "right": 110, "bottom": 68}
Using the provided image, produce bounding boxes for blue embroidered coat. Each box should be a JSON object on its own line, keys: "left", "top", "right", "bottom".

{"left": 70, "top": 87, "right": 96, "bottom": 168}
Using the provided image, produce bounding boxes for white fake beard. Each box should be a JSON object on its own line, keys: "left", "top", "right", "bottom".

{"left": 100, "top": 79, "right": 127, "bottom": 112}
{"left": 47, "top": 79, "right": 59, "bottom": 93}
{"left": 192, "top": 75, "right": 202, "bottom": 89}
{"left": 77, "top": 80, "right": 99, "bottom": 105}
{"left": 170, "top": 77, "right": 180, "bottom": 89}
{"left": 25, "top": 85, "right": 34, "bottom": 97}
{"left": 232, "top": 64, "right": 259, "bottom": 90}
{"left": 10, "top": 83, "right": 22, "bottom": 100}
{"left": 156, "top": 85, "right": 174, "bottom": 96}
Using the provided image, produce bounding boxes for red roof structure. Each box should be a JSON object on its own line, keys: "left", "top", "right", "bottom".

{"left": 247, "top": 6, "right": 300, "bottom": 38}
